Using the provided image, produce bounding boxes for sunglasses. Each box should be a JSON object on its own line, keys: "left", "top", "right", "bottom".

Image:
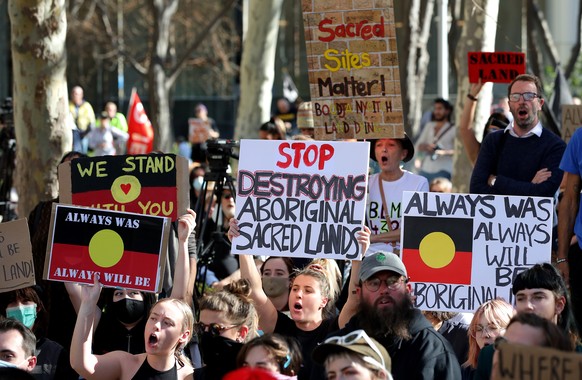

{"left": 194, "top": 322, "right": 236, "bottom": 337}
{"left": 223, "top": 193, "right": 234, "bottom": 200}
{"left": 323, "top": 329, "right": 386, "bottom": 369}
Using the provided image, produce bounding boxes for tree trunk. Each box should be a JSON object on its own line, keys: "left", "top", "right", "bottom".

{"left": 452, "top": 0, "right": 498, "bottom": 192}
{"left": 9, "top": 0, "right": 71, "bottom": 218}
{"left": 234, "top": 0, "right": 284, "bottom": 139}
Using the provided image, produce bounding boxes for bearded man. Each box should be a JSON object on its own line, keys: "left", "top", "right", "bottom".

{"left": 329, "top": 252, "right": 460, "bottom": 380}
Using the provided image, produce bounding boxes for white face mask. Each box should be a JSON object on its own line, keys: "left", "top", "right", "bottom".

{"left": 0, "top": 358, "right": 28, "bottom": 369}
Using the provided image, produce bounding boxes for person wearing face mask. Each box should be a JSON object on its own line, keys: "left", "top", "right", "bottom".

{"left": 195, "top": 279, "right": 259, "bottom": 380}
{"left": 260, "top": 257, "right": 294, "bottom": 313}
{"left": 0, "top": 318, "right": 37, "bottom": 372}
{"left": 65, "top": 209, "right": 197, "bottom": 356}
{"left": 0, "top": 287, "right": 78, "bottom": 379}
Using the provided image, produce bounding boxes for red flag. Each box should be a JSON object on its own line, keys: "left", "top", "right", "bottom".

{"left": 126, "top": 89, "right": 154, "bottom": 154}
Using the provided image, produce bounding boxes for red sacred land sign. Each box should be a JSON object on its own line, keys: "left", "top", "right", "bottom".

{"left": 58, "top": 154, "right": 189, "bottom": 221}
{"left": 301, "top": 1, "right": 404, "bottom": 140}
{"left": 468, "top": 52, "right": 526, "bottom": 83}
{"left": 44, "top": 204, "right": 171, "bottom": 293}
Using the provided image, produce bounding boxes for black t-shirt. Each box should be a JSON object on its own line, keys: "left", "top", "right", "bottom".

{"left": 273, "top": 311, "right": 338, "bottom": 380}
{"left": 93, "top": 313, "right": 147, "bottom": 355}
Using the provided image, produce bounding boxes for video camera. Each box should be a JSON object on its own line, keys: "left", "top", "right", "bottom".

{"left": 206, "top": 139, "right": 239, "bottom": 173}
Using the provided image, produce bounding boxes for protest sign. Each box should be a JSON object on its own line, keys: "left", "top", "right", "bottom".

{"left": 401, "top": 191, "right": 552, "bottom": 312}
{"left": 0, "top": 219, "right": 34, "bottom": 292}
{"left": 58, "top": 154, "right": 189, "bottom": 221}
{"left": 561, "top": 105, "right": 582, "bottom": 144}
{"left": 231, "top": 139, "right": 369, "bottom": 260}
{"left": 301, "top": 1, "right": 404, "bottom": 140}
{"left": 468, "top": 52, "right": 526, "bottom": 83}
{"left": 188, "top": 118, "right": 211, "bottom": 144}
{"left": 44, "top": 204, "right": 171, "bottom": 293}
{"left": 494, "top": 342, "right": 582, "bottom": 380}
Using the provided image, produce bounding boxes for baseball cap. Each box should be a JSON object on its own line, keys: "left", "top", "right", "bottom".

{"left": 312, "top": 329, "right": 391, "bottom": 374}
{"left": 359, "top": 251, "right": 407, "bottom": 282}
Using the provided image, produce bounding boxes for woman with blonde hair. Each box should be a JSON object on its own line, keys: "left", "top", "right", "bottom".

{"left": 462, "top": 298, "right": 513, "bottom": 379}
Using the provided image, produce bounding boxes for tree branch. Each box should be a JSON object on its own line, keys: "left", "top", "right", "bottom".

{"left": 167, "top": 0, "right": 237, "bottom": 87}
{"left": 528, "top": 0, "right": 559, "bottom": 67}
{"left": 565, "top": 2, "right": 582, "bottom": 77}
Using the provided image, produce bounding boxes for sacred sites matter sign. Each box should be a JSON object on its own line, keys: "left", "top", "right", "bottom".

{"left": 231, "top": 139, "right": 369, "bottom": 260}
{"left": 302, "top": 1, "right": 404, "bottom": 140}
{"left": 44, "top": 204, "right": 171, "bottom": 293}
{"left": 59, "top": 154, "right": 189, "bottom": 221}
{"left": 401, "top": 191, "right": 552, "bottom": 313}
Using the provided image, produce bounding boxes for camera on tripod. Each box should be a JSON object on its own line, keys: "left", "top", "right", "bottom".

{"left": 206, "top": 139, "right": 239, "bottom": 173}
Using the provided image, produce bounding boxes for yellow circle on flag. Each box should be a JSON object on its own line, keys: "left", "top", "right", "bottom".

{"left": 89, "top": 229, "right": 124, "bottom": 268}
{"left": 111, "top": 175, "right": 141, "bottom": 204}
{"left": 419, "top": 232, "right": 455, "bottom": 269}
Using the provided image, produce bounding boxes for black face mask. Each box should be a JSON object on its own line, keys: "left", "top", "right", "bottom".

{"left": 199, "top": 333, "right": 242, "bottom": 370}
{"left": 110, "top": 298, "right": 145, "bottom": 324}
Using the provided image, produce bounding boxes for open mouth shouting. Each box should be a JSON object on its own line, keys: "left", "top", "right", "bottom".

{"left": 147, "top": 333, "right": 159, "bottom": 348}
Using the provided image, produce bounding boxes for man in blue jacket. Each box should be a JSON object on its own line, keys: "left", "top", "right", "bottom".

{"left": 330, "top": 252, "right": 461, "bottom": 379}
{"left": 470, "top": 74, "right": 565, "bottom": 197}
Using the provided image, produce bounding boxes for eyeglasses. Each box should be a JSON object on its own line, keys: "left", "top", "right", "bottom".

{"left": 471, "top": 324, "right": 504, "bottom": 337}
{"left": 323, "top": 329, "right": 386, "bottom": 370}
{"left": 223, "top": 194, "right": 233, "bottom": 200}
{"left": 363, "top": 276, "right": 405, "bottom": 292}
{"left": 194, "top": 322, "right": 236, "bottom": 337}
{"left": 508, "top": 92, "right": 540, "bottom": 102}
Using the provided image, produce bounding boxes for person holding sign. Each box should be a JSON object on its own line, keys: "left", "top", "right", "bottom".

{"left": 470, "top": 74, "right": 566, "bottom": 197}
{"left": 70, "top": 282, "right": 195, "bottom": 379}
{"left": 228, "top": 219, "right": 371, "bottom": 380}
{"left": 367, "top": 136, "right": 429, "bottom": 255}
{"left": 67, "top": 209, "right": 196, "bottom": 360}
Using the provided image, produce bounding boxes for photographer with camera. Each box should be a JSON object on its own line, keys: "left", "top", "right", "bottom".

{"left": 414, "top": 98, "right": 455, "bottom": 181}
{"left": 0, "top": 97, "right": 16, "bottom": 221}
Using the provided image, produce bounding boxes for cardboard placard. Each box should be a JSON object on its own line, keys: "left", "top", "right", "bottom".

{"left": 494, "top": 342, "right": 582, "bottom": 380}
{"left": 188, "top": 118, "right": 211, "bottom": 144}
{"left": 44, "top": 204, "right": 171, "bottom": 293}
{"left": 561, "top": 105, "right": 582, "bottom": 144}
{"left": 58, "top": 154, "right": 189, "bottom": 221}
{"left": 401, "top": 192, "right": 552, "bottom": 312}
{"left": 301, "top": 2, "right": 404, "bottom": 140}
{"left": 0, "top": 219, "right": 35, "bottom": 292}
{"left": 232, "top": 139, "right": 369, "bottom": 260}
{"left": 468, "top": 52, "right": 526, "bottom": 83}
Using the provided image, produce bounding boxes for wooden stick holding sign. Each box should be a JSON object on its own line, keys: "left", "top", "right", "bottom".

{"left": 0, "top": 219, "right": 35, "bottom": 292}
{"left": 43, "top": 204, "right": 171, "bottom": 293}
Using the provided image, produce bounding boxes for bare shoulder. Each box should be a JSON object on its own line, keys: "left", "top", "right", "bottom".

{"left": 178, "top": 363, "right": 195, "bottom": 380}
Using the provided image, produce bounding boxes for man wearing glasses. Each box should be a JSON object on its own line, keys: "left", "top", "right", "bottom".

{"left": 470, "top": 74, "right": 565, "bottom": 197}
{"left": 329, "top": 251, "right": 461, "bottom": 379}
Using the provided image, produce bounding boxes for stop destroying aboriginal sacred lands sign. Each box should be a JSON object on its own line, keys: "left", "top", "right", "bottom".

{"left": 400, "top": 191, "right": 552, "bottom": 313}
{"left": 231, "top": 139, "right": 369, "bottom": 260}
{"left": 43, "top": 204, "right": 171, "bottom": 293}
{"left": 58, "top": 154, "right": 189, "bottom": 221}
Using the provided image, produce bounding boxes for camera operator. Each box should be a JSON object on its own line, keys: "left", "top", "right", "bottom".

{"left": 0, "top": 98, "right": 17, "bottom": 221}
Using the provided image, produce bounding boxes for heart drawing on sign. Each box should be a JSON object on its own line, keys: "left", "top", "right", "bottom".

{"left": 120, "top": 183, "right": 131, "bottom": 195}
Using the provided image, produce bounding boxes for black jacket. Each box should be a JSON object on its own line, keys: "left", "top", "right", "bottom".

{"left": 333, "top": 309, "right": 461, "bottom": 380}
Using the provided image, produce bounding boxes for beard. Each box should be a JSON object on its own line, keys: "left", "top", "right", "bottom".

{"left": 358, "top": 294, "right": 415, "bottom": 340}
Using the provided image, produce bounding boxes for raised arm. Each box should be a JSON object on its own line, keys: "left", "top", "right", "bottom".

{"left": 227, "top": 218, "right": 279, "bottom": 333}
{"left": 170, "top": 209, "right": 196, "bottom": 301}
{"left": 70, "top": 276, "right": 124, "bottom": 379}
{"left": 339, "top": 226, "right": 370, "bottom": 328}
{"left": 459, "top": 82, "right": 484, "bottom": 166}
{"left": 65, "top": 281, "right": 102, "bottom": 328}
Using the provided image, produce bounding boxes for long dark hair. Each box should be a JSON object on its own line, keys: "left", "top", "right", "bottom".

{"left": 0, "top": 286, "right": 48, "bottom": 339}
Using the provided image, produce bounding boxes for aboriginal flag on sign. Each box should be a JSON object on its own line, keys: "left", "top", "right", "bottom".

{"left": 402, "top": 216, "right": 473, "bottom": 285}
{"left": 44, "top": 204, "right": 170, "bottom": 292}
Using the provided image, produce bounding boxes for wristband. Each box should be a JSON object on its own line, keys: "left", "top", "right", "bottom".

{"left": 467, "top": 94, "right": 478, "bottom": 101}
{"left": 556, "top": 258, "right": 568, "bottom": 264}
